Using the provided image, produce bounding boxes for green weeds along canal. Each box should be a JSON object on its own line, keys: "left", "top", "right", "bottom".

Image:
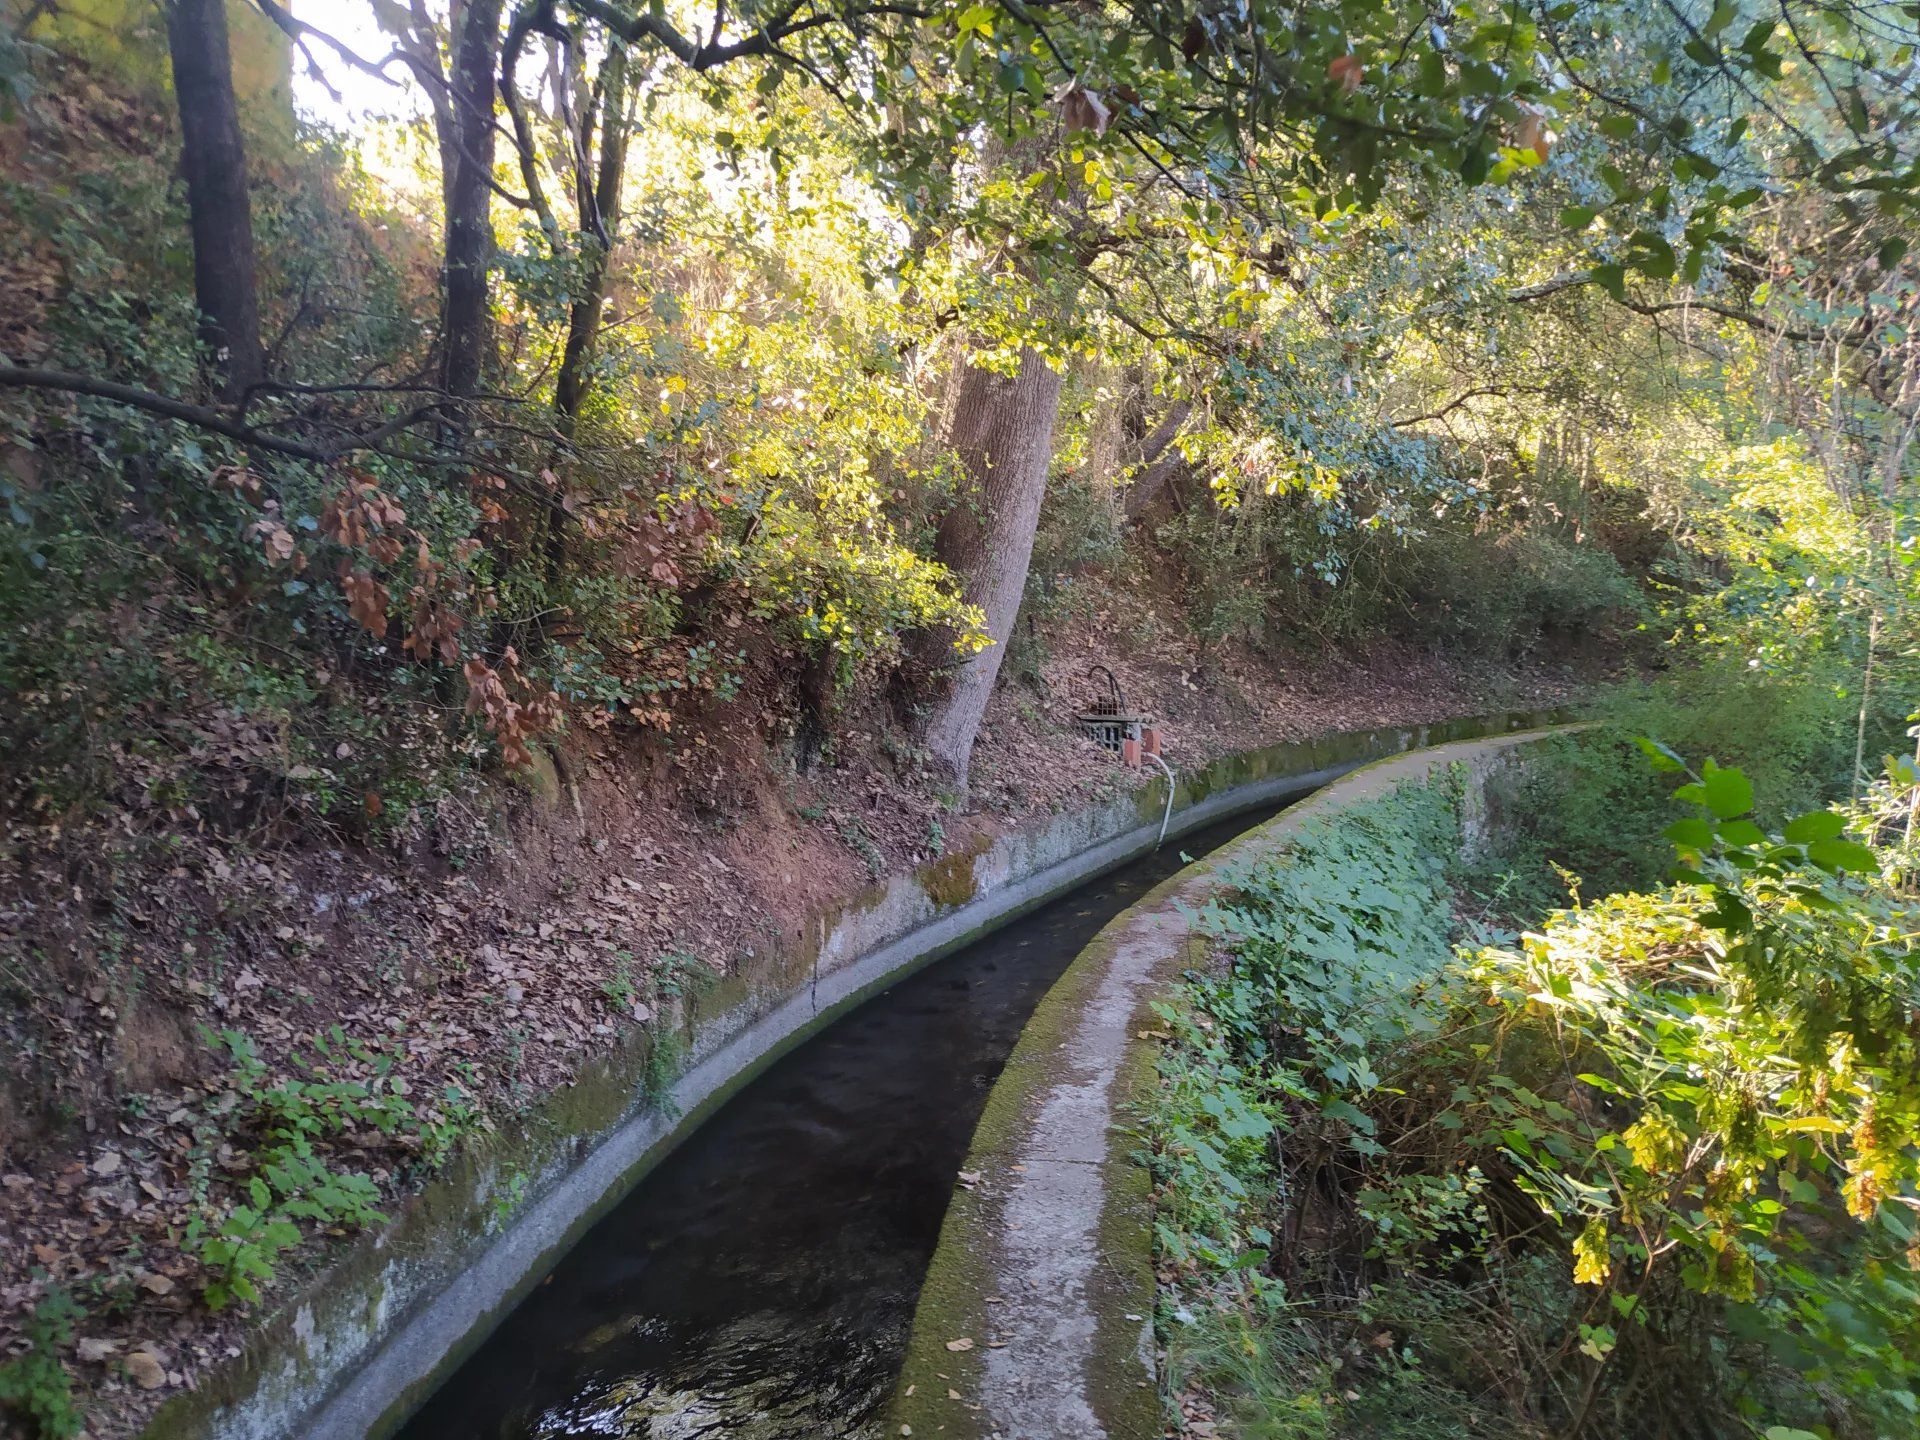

{"left": 1149, "top": 753, "right": 1920, "bottom": 1439}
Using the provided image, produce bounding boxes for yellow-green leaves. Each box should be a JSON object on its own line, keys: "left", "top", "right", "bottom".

{"left": 1573, "top": 1218, "right": 1612, "bottom": 1285}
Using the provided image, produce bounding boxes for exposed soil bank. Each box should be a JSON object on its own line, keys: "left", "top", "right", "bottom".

{"left": 887, "top": 728, "right": 1571, "bottom": 1440}
{"left": 140, "top": 711, "right": 1564, "bottom": 1440}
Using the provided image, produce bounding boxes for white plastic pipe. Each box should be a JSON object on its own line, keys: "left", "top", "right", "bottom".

{"left": 1143, "top": 751, "right": 1177, "bottom": 849}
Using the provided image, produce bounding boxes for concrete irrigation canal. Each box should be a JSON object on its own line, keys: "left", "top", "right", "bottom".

{"left": 887, "top": 727, "right": 1571, "bottom": 1440}
{"left": 153, "top": 713, "right": 1567, "bottom": 1440}
{"left": 395, "top": 795, "right": 1310, "bottom": 1439}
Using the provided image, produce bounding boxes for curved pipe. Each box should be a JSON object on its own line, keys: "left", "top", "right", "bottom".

{"left": 1143, "top": 751, "right": 1177, "bottom": 849}
{"left": 1087, "top": 664, "right": 1126, "bottom": 713}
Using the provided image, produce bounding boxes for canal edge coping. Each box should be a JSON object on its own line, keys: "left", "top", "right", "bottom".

{"left": 139, "top": 709, "right": 1570, "bottom": 1440}
{"left": 885, "top": 725, "right": 1582, "bottom": 1440}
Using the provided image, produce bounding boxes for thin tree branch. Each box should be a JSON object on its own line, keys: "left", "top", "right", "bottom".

{"left": 0, "top": 366, "right": 439, "bottom": 463}
{"left": 1391, "top": 385, "right": 1545, "bottom": 429}
{"left": 1504, "top": 272, "right": 1848, "bottom": 346}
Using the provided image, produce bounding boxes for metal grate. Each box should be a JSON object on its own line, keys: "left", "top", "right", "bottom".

{"left": 1073, "top": 664, "right": 1150, "bottom": 754}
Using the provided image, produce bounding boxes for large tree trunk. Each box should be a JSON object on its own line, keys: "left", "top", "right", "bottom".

{"left": 166, "top": 0, "right": 263, "bottom": 402}
{"left": 441, "top": 0, "right": 504, "bottom": 399}
{"left": 1079, "top": 362, "right": 1126, "bottom": 502}
{"left": 913, "top": 125, "right": 1083, "bottom": 793}
{"left": 921, "top": 347, "right": 1065, "bottom": 790}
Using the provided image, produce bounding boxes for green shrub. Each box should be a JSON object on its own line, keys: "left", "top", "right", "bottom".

{"left": 181, "top": 1028, "right": 480, "bottom": 1311}
{"left": 184, "top": 1202, "right": 307, "bottom": 1315}
{"left": 0, "top": 1287, "right": 82, "bottom": 1439}
{"left": 1499, "top": 658, "right": 1890, "bottom": 902}
{"left": 1148, "top": 757, "right": 1920, "bottom": 1439}
{"left": 1151, "top": 492, "right": 1647, "bottom": 658}
{"left": 1385, "top": 524, "right": 1648, "bottom": 656}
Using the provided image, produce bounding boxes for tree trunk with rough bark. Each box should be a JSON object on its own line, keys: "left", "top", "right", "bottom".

{"left": 1121, "top": 398, "right": 1192, "bottom": 522}
{"left": 552, "top": 47, "right": 632, "bottom": 435}
{"left": 1135, "top": 398, "right": 1191, "bottom": 472}
{"left": 440, "top": 0, "right": 503, "bottom": 400}
{"left": 921, "top": 347, "right": 1065, "bottom": 790}
{"left": 1122, "top": 453, "right": 1190, "bottom": 524}
{"left": 912, "top": 124, "right": 1086, "bottom": 793}
{"left": 166, "top": 0, "right": 263, "bottom": 402}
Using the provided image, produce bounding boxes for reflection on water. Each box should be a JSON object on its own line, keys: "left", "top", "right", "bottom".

{"left": 399, "top": 797, "right": 1303, "bottom": 1440}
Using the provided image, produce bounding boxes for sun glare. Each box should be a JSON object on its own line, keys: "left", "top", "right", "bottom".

{"left": 288, "top": 0, "right": 427, "bottom": 126}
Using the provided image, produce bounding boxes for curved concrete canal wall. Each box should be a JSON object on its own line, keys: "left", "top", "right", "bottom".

{"left": 142, "top": 710, "right": 1566, "bottom": 1440}
{"left": 886, "top": 726, "right": 1574, "bottom": 1440}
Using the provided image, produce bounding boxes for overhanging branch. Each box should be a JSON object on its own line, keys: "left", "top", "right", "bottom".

{"left": 1391, "top": 385, "right": 1546, "bottom": 428}
{"left": 0, "top": 366, "right": 435, "bottom": 463}
{"left": 1506, "top": 271, "right": 1840, "bottom": 346}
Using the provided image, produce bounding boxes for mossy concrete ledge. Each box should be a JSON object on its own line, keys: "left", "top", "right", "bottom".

{"left": 141, "top": 709, "right": 1566, "bottom": 1440}
{"left": 887, "top": 726, "right": 1576, "bottom": 1440}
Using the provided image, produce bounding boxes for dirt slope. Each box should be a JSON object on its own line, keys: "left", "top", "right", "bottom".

{"left": 0, "top": 590, "right": 1592, "bottom": 1436}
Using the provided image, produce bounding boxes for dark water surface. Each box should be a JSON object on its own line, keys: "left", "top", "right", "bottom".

{"left": 399, "top": 793, "right": 1306, "bottom": 1440}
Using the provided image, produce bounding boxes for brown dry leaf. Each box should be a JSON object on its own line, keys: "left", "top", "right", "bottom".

{"left": 944, "top": 1337, "right": 974, "bottom": 1353}
{"left": 126, "top": 1350, "right": 167, "bottom": 1390}
{"left": 343, "top": 569, "right": 391, "bottom": 639}
{"left": 1328, "top": 54, "right": 1364, "bottom": 95}
{"left": 1055, "top": 81, "right": 1112, "bottom": 136}
{"left": 257, "top": 522, "right": 297, "bottom": 566}
{"left": 1515, "top": 106, "right": 1551, "bottom": 161}
{"left": 139, "top": 1272, "right": 175, "bottom": 1296}
{"left": 91, "top": 1152, "right": 121, "bottom": 1177}
{"left": 211, "top": 465, "right": 259, "bottom": 496}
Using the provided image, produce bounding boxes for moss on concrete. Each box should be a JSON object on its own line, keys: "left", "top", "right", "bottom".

{"left": 145, "top": 709, "right": 1574, "bottom": 1440}
{"left": 921, "top": 832, "right": 994, "bottom": 909}
{"left": 887, "top": 725, "right": 1579, "bottom": 1440}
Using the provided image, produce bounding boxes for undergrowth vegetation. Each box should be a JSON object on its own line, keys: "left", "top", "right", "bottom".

{"left": 1149, "top": 747, "right": 1920, "bottom": 1440}
{"left": 0, "top": 1289, "right": 82, "bottom": 1440}
{"left": 0, "top": 0, "right": 1916, "bottom": 1432}
{"left": 182, "top": 1027, "right": 482, "bottom": 1312}
{"left": 0, "top": 71, "right": 989, "bottom": 841}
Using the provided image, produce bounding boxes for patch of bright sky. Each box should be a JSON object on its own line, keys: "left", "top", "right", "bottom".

{"left": 288, "top": 2, "right": 435, "bottom": 209}
{"left": 288, "top": 1, "right": 422, "bottom": 125}
{"left": 280, "top": 3, "right": 902, "bottom": 261}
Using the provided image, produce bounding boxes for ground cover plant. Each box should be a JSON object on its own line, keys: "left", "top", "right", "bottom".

{"left": 1149, "top": 749, "right": 1920, "bottom": 1439}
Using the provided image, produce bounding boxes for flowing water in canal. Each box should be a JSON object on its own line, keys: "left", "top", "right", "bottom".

{"left": 399, "top": 792, "right": 1309, "bottom": 1439}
